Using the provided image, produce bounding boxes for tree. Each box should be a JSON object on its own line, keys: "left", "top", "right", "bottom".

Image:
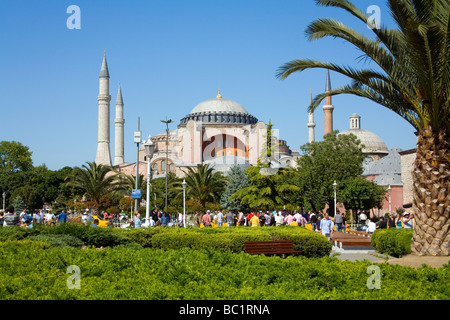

{"left": 11, "top": 196, "right": 26, "bottom": 213}
{"left": 220, "top": 165, "right": 250, "bottom": 213}
{"left": 0, "top": 141, "right": 33, "bottom": 173}
{"left": 296, "top": 132, "right": 366, "bottom": 214}
{"left": 277, "top": 0, "right": 450, "bottom": 255}
{"left": 64, "top": 162, "right": 119, "bottom": 207}
{"left": 338, "top": 176, "right": 387, "bottom": 220}
{"left": 230, "top": 166, "right": 300, "bottom": 211}
{"left": 181, "top": 164, "right": 227, "bottom": 212}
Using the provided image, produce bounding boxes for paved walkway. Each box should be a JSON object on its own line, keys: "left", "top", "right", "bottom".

{"left": 331, "top": 248, "right": 450, "bottom": 268}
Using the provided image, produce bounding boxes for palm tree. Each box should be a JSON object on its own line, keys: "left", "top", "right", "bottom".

{"left": 276, "top": 0, "right": 449, "bottom": 256}
{"left": 65, "top": 162, "right": 119, "bottom": 206}
{"left": 181, "top": 164, "right": 227, "bottom": 212}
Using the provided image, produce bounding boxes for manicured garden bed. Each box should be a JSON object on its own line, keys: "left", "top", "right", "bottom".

{"left": 0, "top": 225, "right": 448, "bottom": 300}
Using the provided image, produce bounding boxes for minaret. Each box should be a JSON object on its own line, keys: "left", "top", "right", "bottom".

{"left": 323, "top": 70, "right": 334, "bottom": 136}
{"left": 114, "top": 82, "right": 125, "bottom": 166}
{"left": 95, "top": 51, "right": 112, "bottom": 166}
{"left": 307, "top": 88, "right": 316, "bottom": 143}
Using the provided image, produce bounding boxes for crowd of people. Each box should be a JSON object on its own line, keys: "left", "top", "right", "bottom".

{"left": 1, "top": 205, "right": 414, "bottom": 241}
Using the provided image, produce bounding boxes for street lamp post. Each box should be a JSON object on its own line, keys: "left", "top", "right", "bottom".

{"left": 182, "top": 179, "right": 187, "bottom": 228}
{"left": 133, "top": 117, "right": 142, "bottom": 221}
{"left": 144, "top": 136, "right": 155, "bottom": 227}
{"left": 160, "top": 118, "right": 173, "bottom": 212}
{"left": 333, "top": 180, "right": 337, "bottom": 217}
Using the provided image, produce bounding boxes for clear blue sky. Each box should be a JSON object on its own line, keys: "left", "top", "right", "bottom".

{"left": 0, "top": 0, "right": 416, "bottom": 170}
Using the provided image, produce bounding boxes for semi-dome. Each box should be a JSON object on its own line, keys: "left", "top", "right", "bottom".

{"left": 179, "top": 90, "right": 258, "bottom": 126}
{"left": 338, "top": 113, "right": 389, "bottom": 156}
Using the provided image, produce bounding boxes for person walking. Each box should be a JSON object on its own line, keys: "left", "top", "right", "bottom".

{"left": 57, "top": 210, "right": 68, "bottom": 225}
{"left": 226, "top": 211, "right": 234, "bottom": 227}
{"left": 19, "top": 208, "right": 28, "bottom": 227}
{"left": 366, "top": 219, "right": 377, "bottom": 234}
{"left": 395, "top": 213, "right": 404, "bottom": 229}
{"left": 238, "top": 211, "right": 244, "bottom": 226}
{"left": 378, "top": 217, "right": 387, "bottom": 229}
{"left": 310, "top": 212, "right": 317, "bottom": 231}
{"left": 320, "top": 213, "right": 334, "bottom": 244}
{"left": 402, "top": 212, "right": 414, "bottom": 229}
{"left": 250, "top": 212, "right": 260, "bottom": 227}
{"left": 134, "top": 213, "right": 142, "bottom": 228}
{"left": 3, "top": 206, "right": 19, "bottom": 227}
{"left": 387, "top": 213, "right": 396, "bottom": 229}
{"left": 334, "top": 211, "right": 343, "bottom": 232}
{"left": 216, "top": 210, "right": 224, "bottom": 227}
{"left": 193, "top": 212, "right": 201, "bottom": 227}
{"left": 202, "top": 211, "right": 212, "bottom": 227}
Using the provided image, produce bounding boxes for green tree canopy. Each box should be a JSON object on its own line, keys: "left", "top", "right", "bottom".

{"left": 338, "top": 176, "right": 387, "bottom": 216}
{"left": 0, "top": 141, "right": 33, "bottom": 173}
{"left": 230, "top": 166, "right": 300, "bottom": 211}
{"left": 220, "top": 165, "right": 250, "bottom": 213}
{"left": 296, "top": 131, "right": 366, "bottom": 213}
{"left": 64, "top": 162, "right": 119, "bottom": 207}
{"left": 181, "top": 164, "right": 227, "bottom": 212}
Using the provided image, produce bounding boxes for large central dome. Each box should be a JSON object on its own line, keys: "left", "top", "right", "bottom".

{"left": 179, "top": 90, "right": 258, "bottom": 126}
{"left": 189, "top": 97, "right": 249, "bottom": 115}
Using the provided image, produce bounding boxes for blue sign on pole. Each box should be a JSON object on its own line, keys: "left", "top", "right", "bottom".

{"left": 132, "top": 189, "right": 141, "bottom": 199}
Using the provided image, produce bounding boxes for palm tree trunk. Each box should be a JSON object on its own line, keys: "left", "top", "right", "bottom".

{"left": 411, "top": 126, "right": 450, "bottom": 256}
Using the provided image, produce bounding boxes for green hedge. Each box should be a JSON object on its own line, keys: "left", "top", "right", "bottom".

{"left": 0, "top": 241, "right": 448, "bottom": 300}
{"left": 0, "top": 224, "right": 331, "bottom": 257}
{"left": 371, "top": 228, "right": 413, "bottom": 257}
{"left": 129, "top": 226, "right": 332, "bottom": 258}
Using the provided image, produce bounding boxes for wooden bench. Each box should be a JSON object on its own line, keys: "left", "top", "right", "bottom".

{"left": 244, "top": 240, "right": 301, "bottom": 258}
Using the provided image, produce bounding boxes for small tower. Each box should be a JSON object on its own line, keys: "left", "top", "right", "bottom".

{"left": 95, "top": 51, "right": 112, "bottom": 166}
{"left": 349, "top": 113, "right": 361, "bottom": 129}
{"left": 323, "top": 70, "right": 334, "bottom": 136}
{"left": 114, "top": 82, "right": 125, "bottom": 166}
{"left": 307, "top": 89, "right": 316, "bottom": 143}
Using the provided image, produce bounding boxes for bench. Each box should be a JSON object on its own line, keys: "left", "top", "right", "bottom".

{"left": 244, "top": 240, "right": 301, "bottom": 258}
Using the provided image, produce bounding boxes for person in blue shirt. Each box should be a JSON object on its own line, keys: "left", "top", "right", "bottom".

{"left": 320, "top": 213, "right": 334, "bottom": 244}
{"left": 57, "top": 210, "right": 68, "bottom": 225}
{"left": 91, "top": 219, "right": 99, "bottom": 227}
{"left": 134, "top": 213, "right": 141, "bottom": 228}
{"left": 161, "top": 212, "right": 169, "bottom": 226}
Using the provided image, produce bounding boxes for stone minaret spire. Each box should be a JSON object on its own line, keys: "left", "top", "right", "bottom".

{"left": 95, "top": 51, "right": 112, "bottom": 166}
{"left": 307, "top": 88, "right": 316, "bottom": 143}
{"left": 114, "top": 82, "right": 125, "bottom": 166}
{"left": 323, "top": 70, "right": 334, "bottom": 136}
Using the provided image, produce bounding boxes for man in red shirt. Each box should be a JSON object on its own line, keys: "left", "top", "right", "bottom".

{"left": 202, "top": 211, "right": 211, "bottom": 227}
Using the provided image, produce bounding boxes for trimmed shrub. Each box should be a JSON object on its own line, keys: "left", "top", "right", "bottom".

{"left": 147, "top": 226, "right": 331, "bottom": 257}
{"left": 0, "top": 242, "right": 448, "bottom": 300}
{"left": 371, "top": 228, "right": 413, "bottom": 257}
{"left": 28, "top": 234, "right": 85, "bottom": 248}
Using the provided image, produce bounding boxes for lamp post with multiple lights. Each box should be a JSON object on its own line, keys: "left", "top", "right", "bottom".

{"left": 182, "top": 179, "right": 187, "bottom": 228}
{"left": 333, "top": 180, "right": 337, "bottom": 217}
{"left": 160, "top": 118, "right": 173, "bottom": 212}
{"left": 143, "top": 136, "right": 155, "bottom": 227}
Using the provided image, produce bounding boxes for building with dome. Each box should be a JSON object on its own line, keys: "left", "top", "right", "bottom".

{"left": 338, "top": 113, "right": 389, "bottom": 161}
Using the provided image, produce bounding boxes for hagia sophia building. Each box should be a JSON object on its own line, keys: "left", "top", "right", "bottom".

{"left": 94, "top": 53, "right": 415, "bottom": 216}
